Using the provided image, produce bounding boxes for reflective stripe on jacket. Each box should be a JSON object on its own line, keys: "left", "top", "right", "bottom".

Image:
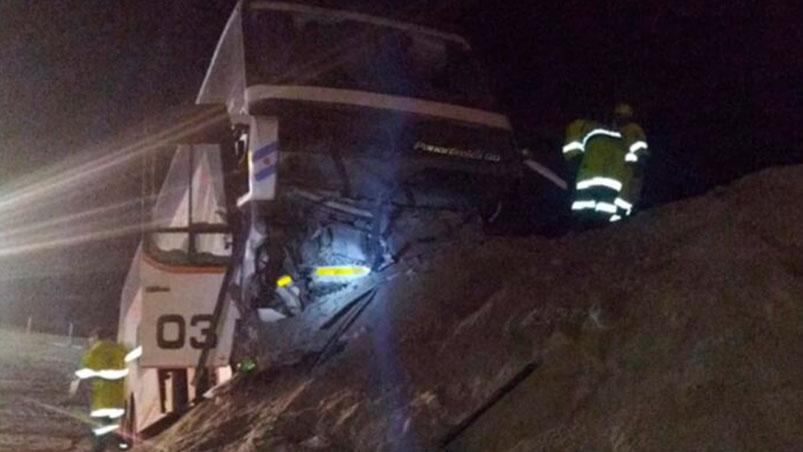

{"left": 563, "top": 119, "right": 648, "bottom": 206}
{"left": 76, "top": 340, "right": 128, "bottom": 413}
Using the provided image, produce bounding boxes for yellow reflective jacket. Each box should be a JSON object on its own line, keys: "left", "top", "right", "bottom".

{"left": 78, "top": 340, "right": 128, "bottom": 412}
{"left": 619, "top": 121, "right": 649, "bottom": 205}
{"left": 563, "top": 119, "right": 648, "bottom": 203}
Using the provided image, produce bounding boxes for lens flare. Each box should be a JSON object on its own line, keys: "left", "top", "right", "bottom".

{"left": 0, "top": 109, "right": 227, "bottom": 260}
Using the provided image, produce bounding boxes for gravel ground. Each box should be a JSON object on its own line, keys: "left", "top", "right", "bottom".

{"left": 0, "top": 328, "right": 93, "bottom": 451}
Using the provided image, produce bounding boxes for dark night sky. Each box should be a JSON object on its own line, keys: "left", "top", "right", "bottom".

{"left": 0, "top": 1, "right": 800, "bottom": 332}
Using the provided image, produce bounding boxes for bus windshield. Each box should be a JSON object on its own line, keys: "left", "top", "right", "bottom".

{"left": 244, "top": 7, "right": 496, "bottom": 110}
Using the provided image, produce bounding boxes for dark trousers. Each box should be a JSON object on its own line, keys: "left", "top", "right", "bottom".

{"left": 571, "top": 185, "right": 619, "bottom": 228}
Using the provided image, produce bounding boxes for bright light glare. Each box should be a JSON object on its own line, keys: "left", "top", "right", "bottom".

{"left": 0, "top": 109, "right": 227, "bottom": 259}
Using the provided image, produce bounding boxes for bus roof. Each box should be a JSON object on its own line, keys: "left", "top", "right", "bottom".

{"left": 246, "top": 1, "right": 471, "bottom": 49}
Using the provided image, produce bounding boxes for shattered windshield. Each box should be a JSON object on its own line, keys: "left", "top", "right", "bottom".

{"left": 244, "top": 8, "right": 496, "bottom": 110}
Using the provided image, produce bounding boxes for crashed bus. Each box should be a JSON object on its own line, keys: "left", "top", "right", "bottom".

{"left": 117, "top": 0, "right": 559, "bottom": 437}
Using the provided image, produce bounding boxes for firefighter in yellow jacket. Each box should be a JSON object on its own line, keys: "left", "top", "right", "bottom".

{"left": 563, "top": 103, "right": 648, "bottom": 224}
{"left": 71, "top": 328, "right": 133, "bottom": 451}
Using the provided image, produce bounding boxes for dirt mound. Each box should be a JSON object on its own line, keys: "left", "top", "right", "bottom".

{"left": 151, "top": 165, "right": 803, "bottom": 451}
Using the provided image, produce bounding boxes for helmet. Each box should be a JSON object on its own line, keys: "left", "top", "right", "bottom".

{"left": 614, "top": 103, "right": 634, "bottom": 119}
